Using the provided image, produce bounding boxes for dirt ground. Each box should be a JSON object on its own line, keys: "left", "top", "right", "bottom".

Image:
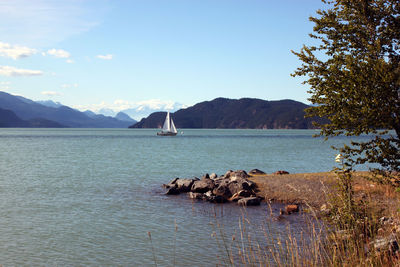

{"left": 249, "top": 171, "right": 399, "bottom": 215}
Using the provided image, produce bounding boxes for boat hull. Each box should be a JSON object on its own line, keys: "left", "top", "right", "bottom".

{"left": 157, "top": 132, "right": 177, "bottom": 136}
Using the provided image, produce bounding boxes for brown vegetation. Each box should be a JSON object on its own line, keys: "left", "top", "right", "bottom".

{"left": 249, "top": 171, "right": 399, "bottom": 215}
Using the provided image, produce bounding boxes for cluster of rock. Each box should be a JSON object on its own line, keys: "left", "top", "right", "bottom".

{"left": 163, "top": 170, "right": 261, "bottom": 206}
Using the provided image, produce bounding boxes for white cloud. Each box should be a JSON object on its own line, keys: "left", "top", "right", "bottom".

{"left": 66, "top": 59, "right": 74, "bottom": 64}
{"left": 41, "top": 91, "right": 61, "bottom": 96}
{"left": 96, "top": 54, "right": 113, "bottom": 60}
{"left": 0, "top": 41, "right": 37, "bottom": 59}
{"left": 47, "top": 48, "right": 70, "bottom": 58}
{"left": 72, "top": 99, "right": 187, "bottom": 120}
{"left": 0, "top": 65, "right": 42, "bottom": 76}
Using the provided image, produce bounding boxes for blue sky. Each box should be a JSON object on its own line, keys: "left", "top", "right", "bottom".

{"left": 0, "top": 0, "right": 326, "bottom": 113}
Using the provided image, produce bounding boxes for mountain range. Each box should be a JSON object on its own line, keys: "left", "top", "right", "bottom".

{"left": 130, "top": 98, "right": 325, "bottom": 129}
{"left": 0, "top": 91, "right": 136, "bottom": 128}
{"left": 0, "top": 92, "right": 325, "bottom": 129}
{"left": 93, "top": 102, "right": 186, "bottom": 121}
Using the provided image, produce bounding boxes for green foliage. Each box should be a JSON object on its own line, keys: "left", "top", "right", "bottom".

{"left": 292, "top": 0, "right": 400, "bottom": 178}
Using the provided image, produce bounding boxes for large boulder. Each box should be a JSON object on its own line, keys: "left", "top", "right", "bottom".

{"left": 175, "top": 178, "right": 195, "bottom": 192}
{"left": 249, "top": 169, "right": 266, "bottom": 176}
{"left": 227, "top": 170, "right": 249, "bottom": 180}
{"left": 228, "top": 178, "right": 255, "bottom": 195}
{"left": 165, "top": 187, "right": 180, "bottom": 195}
{"left": 238, "top": 197, "right": 261, "bottom": 206}
{"left": 163, "top": 177, "right": 179, "bottom": 189}
{"left": 212, "top": 184, "right": 232, "bottom": 199}
{"left": 191, "top": 179, "right": 215, "bottom": 193}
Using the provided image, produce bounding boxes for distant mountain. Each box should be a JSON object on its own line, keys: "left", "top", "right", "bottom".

{"left": 0, "top": 107, "right": 30, "bottom": 127}
{"left": 98, "top": 108, "right": 116, "bottom": 117}
{"left": 0, "top": 107, "right": 64, "bottom": 127}
{"left": 83, "top": 110, "right": 97, "bottom": 118}
{"left": 36, "top": 100, "right": 63, "bottom": 108}
{"left": 0, "top": 91, "right": 132, "bottom": 128}
{"left": 130, "top": 97, "right": 326, "bottom": 129}
{"left": 115, "top": 112, "right": 135, "bottom": 122}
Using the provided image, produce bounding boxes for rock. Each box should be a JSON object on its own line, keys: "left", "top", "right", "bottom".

{"left": 371, "top": 234, "right": 399, "bottom": 253}
{"left": 212, "top": 184, "right": 232, "bottom": 199}
{"left": 249, "top": 169, "right": 266, "bottom": 176}
{"left": 205, "top": 193, "right": 227, "bottom": 203}
{"left": 238, "top": 197, "right": 261, "bottom": 206}
{"left": 274, "top": 170, "right": 289, "bottom": 175}
{"left": 228, "top": 179, "right": 254, "bottom": 195}
{"left": 163, "top": 177, "right": 180, "bottom": 188}
{"left": 230, "top": 170, "right": 249, "bottom": 179}
{"left": 224, "top": 170, "right": 234, "bottom": 178}
{"left": 229, "top": 190, "right": 252, "bottom": 201}
{"left": 189, "top": 192, "right": 204, "bottom": 200}
{"left": 285, "top": 204, "right": 299, "bottom": 214}
{"left": 165, "top": 186, "right": 180, "bottom": 195}
{"left": 169, "top": 177, "right": 179, "bottom": 184}
{"left": 210, "top": 173, "right": 218, "bottom": 179}
{"left": 191, "top": 179, "right": 215, "bottom": 193}
{"left": 202, "top": 173, "right": 210, "bottom": 180}
{"left": 379, "top": 216, "right": 394, "bottom": 225}
{"left": 175, "top": 178, "right": 194, "bottom": 192}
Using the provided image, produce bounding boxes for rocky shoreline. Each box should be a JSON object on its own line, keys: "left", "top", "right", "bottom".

{"left": 163, "top": 169, "right": 298, "bottom": 213}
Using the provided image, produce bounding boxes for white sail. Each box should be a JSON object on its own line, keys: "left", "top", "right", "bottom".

{"left": 157, "top": 111, "right": 177, "bottom": 136}
{"left": 170, "top": 117, "right": 177, "bottom": 133}
{"left": 162, "top": 112, "right": 171, "bottom": 132}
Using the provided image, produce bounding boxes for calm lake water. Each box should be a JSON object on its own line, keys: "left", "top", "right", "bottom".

{"left": 0, "top": 129, "right": 372, "bottom": 266}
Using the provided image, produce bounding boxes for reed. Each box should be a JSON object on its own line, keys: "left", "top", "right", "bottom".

{"left": 210, "top": 175, "right": 400, "bottom": 267}
{"left": 147, "top": 231, "right": 158, "bottom": 267}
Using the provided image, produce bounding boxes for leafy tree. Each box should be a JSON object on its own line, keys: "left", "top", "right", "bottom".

{"left": 292, "top": 0, "right": 400, "bottom": 180}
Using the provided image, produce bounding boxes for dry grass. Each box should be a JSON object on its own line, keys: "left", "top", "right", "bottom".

{"left": 249, "top": 172, "right": 337, "bottom": 208}
{"left": 249, "top": 171, "right": 400, "bottom": 215}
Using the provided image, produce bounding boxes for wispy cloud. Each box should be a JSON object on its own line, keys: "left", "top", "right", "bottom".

{"left": 61, "top": 83, "right": 78, "bottom": 88}
{"left": 47, "top": 49, "right": 70, "bottom": 58}
{"left": 96, "top": 54, "right": 113, "bottom": 60}
{"left": 66, "top": 59, "right": 74, "bottom": 64}
{"left": 41, "top": 91, "right": 62, "bottom": 96}
{"left": 0, "top": 81, "right": 11, "bottom": 90}
{"left": 134, "top": 99, "right": 179, "bottom": 110}
{"left": 0, "top": 0, "right": 109, "bottom": 47}
{"left": 0, "top": 66, "right": 42, "bottom": 76}
{"left": 0, "top": 41, "right": 37, "bottom": 59}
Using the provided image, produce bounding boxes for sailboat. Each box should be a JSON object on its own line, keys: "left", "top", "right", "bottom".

{"left": 157, "top": 111, "right": 178, "bottom": 136}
